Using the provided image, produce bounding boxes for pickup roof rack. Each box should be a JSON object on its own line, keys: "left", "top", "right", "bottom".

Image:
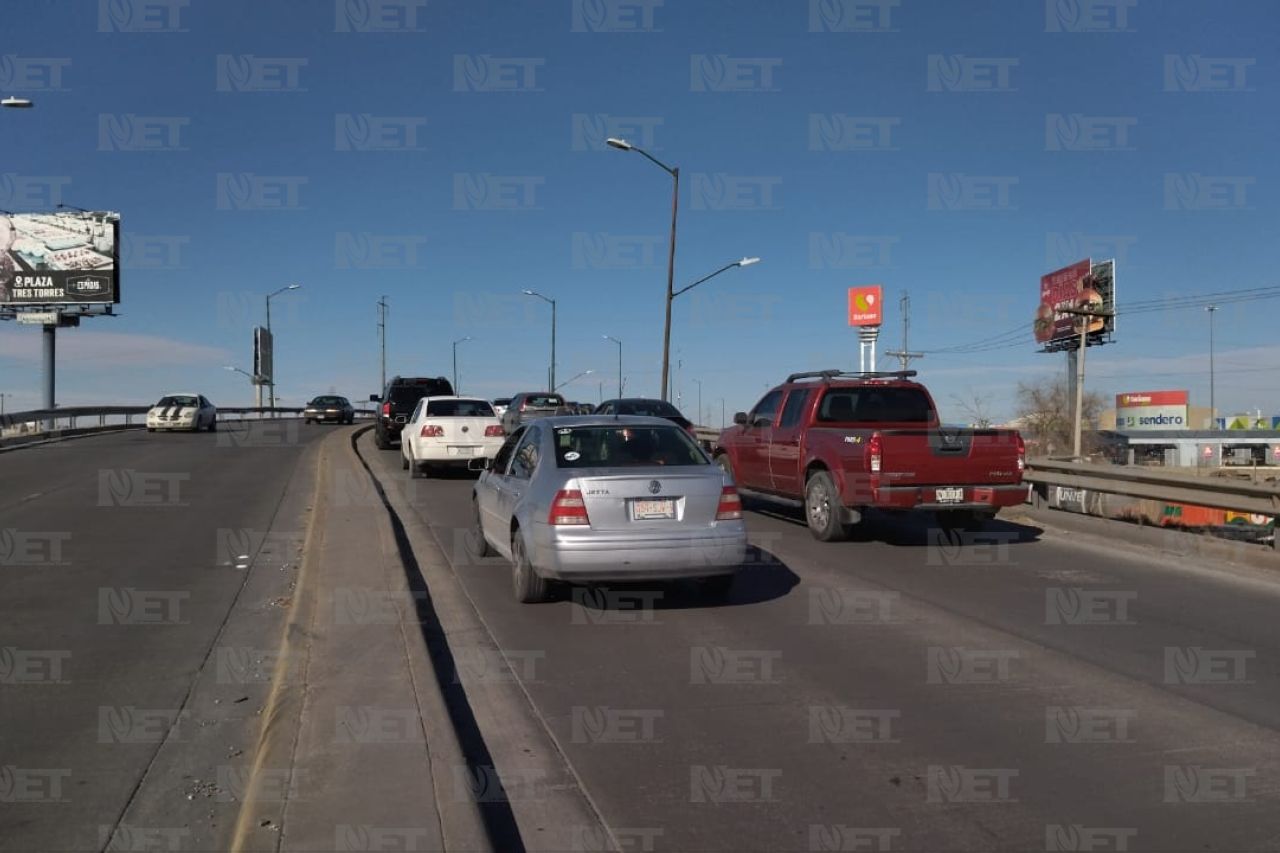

{"left": 784, "top": 369, "right": 918, "bottom": 384}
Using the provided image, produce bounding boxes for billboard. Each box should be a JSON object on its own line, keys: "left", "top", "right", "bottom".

{"left": 253, "top": 327, "right": 273, "bottom": 385}
{"left": 0, "top": 211, "right": 120, "bottom": 305}
{"left": 1116, "top": 390, "right": 1188, "bottom": 431}
{"left": 847, "top": 285, "right": 883, "bottom": 326}
{"left": 1034, "top": 258, "right": 1115, "bottom": 351}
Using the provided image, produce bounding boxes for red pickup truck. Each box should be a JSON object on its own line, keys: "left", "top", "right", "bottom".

{"left": 713, "top": 370, "right": 1025, "bottom": 540}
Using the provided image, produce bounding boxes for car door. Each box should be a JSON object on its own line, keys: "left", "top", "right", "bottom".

{"left": 736, "top": 389, "right": 783, "bottom": 489}
{"left": 478, "top": 426, "right": 526, "bottom": 555}
{"left": 496, "top": 425, "right": 541, "bottom": 555}
{"left": 768, "top": 388, "right": 812, "bottom": 496}
{"left": 198, "top": 395, "right": 214, "bottom": 427}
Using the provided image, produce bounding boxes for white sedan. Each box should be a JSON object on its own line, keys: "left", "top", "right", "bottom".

{"left": 146, "top": 393, "right": 217, "bottom": 432}
{"left": 401, "top": 396, "right": 506, "bottom": 477}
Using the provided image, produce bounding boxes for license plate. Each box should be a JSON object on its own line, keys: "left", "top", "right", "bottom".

{"left": 935, "top": 487, "right": 964, "bottom": 503}
{"left": 448, "top": 445, "right": 480, "bottom": 456}
{"left": 630, "top": 499, "right": 675, "bottom": 520}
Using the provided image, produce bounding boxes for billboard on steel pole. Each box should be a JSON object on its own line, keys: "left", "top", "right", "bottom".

{"left": 253, "top": 327, "right": 273, "bottom": 386}
{"left": 0, "top": 211, "right": 121, "bottom": 306}
{"left": 1034, "top": 258, "right": 1116, "bottom": 352}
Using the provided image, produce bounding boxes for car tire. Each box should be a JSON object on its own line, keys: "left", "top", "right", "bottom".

{"left": 700, "top": 574, "right": 734, "bottom": 601}
{"left": 208, "top": 417, "right": 217, "bottom": 432}
{"left": 511, "top": 530, "right": 548, "bottom": 603}
{"left": 402, "top": 452, "right": 409, "bottom": 471}
{"left": 375, "top": 429, "right": 390, "bottom": 450}
{"left": 805, "top": 470, "right": 848, "bottom": 542}
{"left": 470, "top": 499, "right": 494, "bottom": 558}
{"left": 147, "top": 427, "right": 155, "bottom": 433}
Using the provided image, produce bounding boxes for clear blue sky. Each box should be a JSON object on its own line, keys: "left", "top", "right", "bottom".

{"left": 2, "top": 0, "right": 1276, "bottom": 423}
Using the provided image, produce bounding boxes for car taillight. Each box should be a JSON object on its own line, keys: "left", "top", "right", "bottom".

{"left": 867, "top": 432, "right": 882, "bottom": 473}
{"left": 716, "top": 486, "right": 742, "bottom": 520}
{"left": 1016, "top": 434, "right": 1025, "bottom": 473}
{"left": 549, "top": 489, "right": 590, "bottom": 526}
{"left": 485, "top": 425, "right": 504, "bottom": 437}
{"left": 381, "top": 402, "right": 391, "bottom": 417}
{"left": 419, "top": 424, "right": 444, "bottom": 437}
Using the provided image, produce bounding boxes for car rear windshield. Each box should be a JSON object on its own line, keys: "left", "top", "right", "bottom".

{"left": 309, "top": 396, "right": 345, "bottom": 405}
{"left": 616, "top": 400, "right": 683, "bottom": 418}
{"left": 390, "top": 382, "right": 450, "bottom": 404}
{"left": 426, "top": 399, "right": 495, "bottom": 417}
{"left": 522, "top": 395, "right": 564, "bottom": 408}
{"left": 815, "top": 387, "right": 934, "bottom": 423}
{"left": 156, "top": 396, "right": 197, "bottom": 407}
{"left": 493, "top": 398, "right": 511, "bottom": 406}
{"left": 553, "top": 425, "right": 708, "bottom": 468}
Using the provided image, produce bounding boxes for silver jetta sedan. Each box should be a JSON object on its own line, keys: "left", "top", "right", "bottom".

{"left": 470, "top": 415, "right": 747, "bottom": 603}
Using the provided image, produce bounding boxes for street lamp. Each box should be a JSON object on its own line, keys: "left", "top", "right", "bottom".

{"left": 607, "top": 136, "right": 680, "bottom": 401}
{"left": 452, "top": 336, "right": 473, "bottom": 393}
{"left": 602, "top": 335, "right": 622, "bottom": 398}
{"left": 663, "top": 257, "right": 761, "bottom": 395}
{"left": 1, "top": 97, "right": 34, "bottom": 108}
{"left": 522, "top": 289, "right": 556, "bottom": 392}
{"left": 224, "top": 365, "right": 259, "bottom": 406}
{"left": 555, "top": 369, "right": 593, "bottom": 392}
{"left": 693, "top": 378, "right": 703, "bottom": 427}
{"left": 265, "top": 284, "right": 301, "bottom": 410}
{"left": 1207, "top": 305, "right": 1217, "bottom": 429}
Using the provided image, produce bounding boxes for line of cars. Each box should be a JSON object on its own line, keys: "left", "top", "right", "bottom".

{"left": 369, "top": 369, "right": 1026, "bottom": 605}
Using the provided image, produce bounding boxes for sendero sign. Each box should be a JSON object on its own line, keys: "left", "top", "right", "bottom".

{"left": 1116, "top": 390, "right": 1189, "bottom": 431}
{"left": 847, "top": 285, "right": 883, "bottom": 326}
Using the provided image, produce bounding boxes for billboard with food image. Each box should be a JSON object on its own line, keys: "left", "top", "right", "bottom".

{"left": 1034, "top": 258, "right": 1115, "bottom": 351}
{"left": 0, "top": 210, "right": 121, "bottom": 306}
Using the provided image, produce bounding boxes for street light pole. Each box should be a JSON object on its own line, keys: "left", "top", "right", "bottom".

{"left": 554, "top": 369, "right": 593, "bottom": 392}
{"left": 693, "top": 378, "right": 702, "bottom": 427}
{"left": 662, "top": 256, "right": 761, "bottom": 398}
{"left": 265, "top": 284, "right": 301, "bottom": 411}
{"left": 1062, "top": 304, "right": 1113, "bottom": 460}
{"left": 1207, "top": 305, "right": 1217, "bottom": 428}
{"left": 522, "top": 290, "right": 556, "bottom": 392}
{"left": 603, "top": 335, "right": 622, "bottom": 398}
{"left": 606, "top": 137, "right": 680, "bottom": 402}
{"left": 452, "top": 336, "right": 472, "bottom": 393}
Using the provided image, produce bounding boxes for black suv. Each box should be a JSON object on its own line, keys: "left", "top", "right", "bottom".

{"left": 371, "top": 376, "right": 454, "bottom": 449}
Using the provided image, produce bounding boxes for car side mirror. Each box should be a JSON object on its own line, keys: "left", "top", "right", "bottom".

{"left": 733, "top": 411, "right": 748, "bottom": 426}
{"left": 369, "top": 394, "right": 380, "bottom": 403}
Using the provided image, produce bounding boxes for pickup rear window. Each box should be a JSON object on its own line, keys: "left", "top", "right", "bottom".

{"left": 815, "top": 387, "right": 934, "bottom": 423}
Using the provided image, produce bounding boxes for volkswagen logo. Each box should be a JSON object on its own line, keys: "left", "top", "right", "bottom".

{"left": 648, "top": 480, "right": 662, "bottom": 495}
{"left": 461, "top": 425, "right": 469, "bottom": 433}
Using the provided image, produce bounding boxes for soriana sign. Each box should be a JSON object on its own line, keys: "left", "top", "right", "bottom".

{"left": 847, "top": 285, "right": 883, "bottom": 326}
{"left": 1116, "top": 390, "right": 1189, "bottom": 431}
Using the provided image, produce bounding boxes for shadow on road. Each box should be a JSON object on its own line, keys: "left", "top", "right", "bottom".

{"left": 745, "top": 501, "right": 1044, "bottom": 548}
{"left": 555, "top": 543, "right": 801, "bottom": 611}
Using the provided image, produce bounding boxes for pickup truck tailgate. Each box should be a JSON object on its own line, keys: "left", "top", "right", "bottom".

{"left": 876, "top": 429, "right": 1022, "bottom": 486}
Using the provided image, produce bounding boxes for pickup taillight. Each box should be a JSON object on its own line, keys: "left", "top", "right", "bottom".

{"left": 866, "top": 432, "right": 882, "bottom": 473}
{"left": 381, "top": 402, "right": 391, "bottom": 417}
{"left": 1016, "top": 433, "right": 1025, "bottom": 473}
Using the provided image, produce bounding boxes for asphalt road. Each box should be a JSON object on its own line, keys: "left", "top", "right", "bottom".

{"left": 0, "top": 423, "right": 327, "bottom": 853}
{"left": 362, "top": 441, "right": 1280, "bottom": 852}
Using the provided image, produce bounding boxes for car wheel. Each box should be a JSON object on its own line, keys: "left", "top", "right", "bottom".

{"left": 700, "top": 574, "right": 734, "bottom": 601}
{"left": 208, "top": 416, "right": 217, "bottom": 432}
{"left": 416, "top": 462, "right": 432, "bottom": 479}
{"left": 402, "top": 451, "right": 409, "bottom": 470}
{"left": 375, "top": 430, "right": 390, "bottom": 450}
{"left": 147, "top": 427, "right": 155, "bottom": 433}
{"left": 805, "top": 470, "right": 848, "bottom": 542}
{"left": 469, "top": 499, "right": 494, "bottom": 558}
{"left": 511, "top": 531, "right": 548, "bottom": 603}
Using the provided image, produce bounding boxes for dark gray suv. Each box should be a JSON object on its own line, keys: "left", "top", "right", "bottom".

{"left": 371, "top": 376, "right": 454, "bottom": 448}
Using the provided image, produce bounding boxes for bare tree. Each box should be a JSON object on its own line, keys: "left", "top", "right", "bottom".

{"left": 951, "top": 390, "right": 994, "bottom": 428}
{"left": 1015, "top": 378, "right": 1105, "bottom": 456}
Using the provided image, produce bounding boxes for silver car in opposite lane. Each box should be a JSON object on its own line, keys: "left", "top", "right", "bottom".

{"left": 470, "top": 416, "right": 747, "bottom": 603}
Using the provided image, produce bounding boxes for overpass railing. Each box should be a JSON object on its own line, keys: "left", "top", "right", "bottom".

{"left": 0, "top": 406, "right": 376, "bottom": 446}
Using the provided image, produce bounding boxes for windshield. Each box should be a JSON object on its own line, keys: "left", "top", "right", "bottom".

{"left": 815, "top": 387, "right": 934, "bottom": 423}
{"left": 616, "top": 400, "right": 685, "bottom": 419}
{"left": 493, "top": 398, "right": 512, "bottom": 406}
{"left": 523, "top": 395, "right": 564, "bottom": 408}
{"left": 390, "top": 383, "right": 449, "bottom": 404}
{"left": 309, "top": 396, "right": 346, "bottom": 406}
{"left": 156, "top": 395, "right": 198, "bottom": 407}
{"left": 426, "top": 399, "right": 495, "bottom": 417}
{"left": 553, "top": 425, "right": 708, "bottom": 468}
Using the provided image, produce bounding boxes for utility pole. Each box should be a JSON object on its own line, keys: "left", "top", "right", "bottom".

{"left": 1207, "top": 305, "right": 1217, "bottom": 429}
{"left": 884, "top": 291, "right": 924, "bottom": 372}
{"left": 377, "top": 295, "right": 388, "bottom": 392}
{"left": 1063, "top": 304, "right": 1113, "bottom": 460}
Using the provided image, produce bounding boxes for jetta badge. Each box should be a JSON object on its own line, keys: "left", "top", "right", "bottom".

{"left": 648, "top": 480, "right": 662, "bottom": 495}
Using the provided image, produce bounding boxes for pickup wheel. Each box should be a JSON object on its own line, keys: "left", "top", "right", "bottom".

{"left": 805, "top": 471, "right": 848, "bottom": 542}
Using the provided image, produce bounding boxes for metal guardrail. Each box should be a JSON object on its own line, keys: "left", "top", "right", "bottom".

{"left": 0, "top": 406, "right": 376, "bottom": 445}
{"left": 1024, "top": 457, "right": 1280, "bottom": 517}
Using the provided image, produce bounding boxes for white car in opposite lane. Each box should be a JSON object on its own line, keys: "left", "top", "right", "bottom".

{"left": 401, "top": 396, "right": 506, "bottom": 477}
{"left": 147, "top": 393, "right": 217, "bottom": 432}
